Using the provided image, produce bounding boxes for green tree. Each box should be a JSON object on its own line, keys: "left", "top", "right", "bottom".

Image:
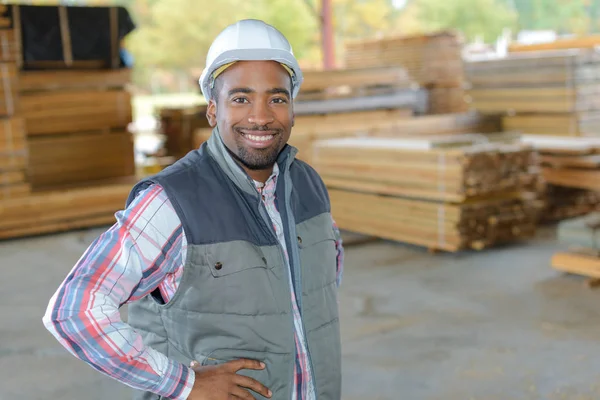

{"left": 403, "top": 0, "right": 518, "bottom": 42}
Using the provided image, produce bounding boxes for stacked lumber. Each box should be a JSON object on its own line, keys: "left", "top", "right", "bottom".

{"left": 0, "top": 4, "right": 138, "bottom": 240}
{"left": 521, "top": 135, "right": 600, "bottom": 221}
{"left": 551, "top": 213, "right": 600, "bottom": 285}
{"left": 297, "top": 66, "right": 415, "bottom": 101}
{"left": 343, "top": 31, "right": 467, "bottom": 114}
{"left": 312, "top": 135, "right": 541, "bottom": 251}
{"left": 22, "top": 69, "right": 135, "bottom": 190}
{"left": 0, "top": 6, "right": 26, "bottom": 201}
{"left": 160, "top": 104, "right": 210, "bottom": 160}
{"left": 0, "top": 177, "right": 135, "bottom": 240}
{"left": 465, "top": 49, "right": 600, "bottom": 136}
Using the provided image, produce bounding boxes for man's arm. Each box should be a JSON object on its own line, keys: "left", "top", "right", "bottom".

{"left": 332, "top": 217, "right": 344, "bottom": 288}
{"left": 42, "top": 184, "right": 195, "bottom": 399}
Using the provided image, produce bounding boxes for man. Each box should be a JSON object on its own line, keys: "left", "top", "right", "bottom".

{"left": 43, "top": 19, "right": 344, "bottom": 400}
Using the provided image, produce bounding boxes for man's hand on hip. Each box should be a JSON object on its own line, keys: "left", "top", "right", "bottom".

{"left": 188, "top": 358, "right": 272, "bottom": 400}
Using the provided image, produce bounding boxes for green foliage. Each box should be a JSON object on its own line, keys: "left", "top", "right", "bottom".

{"left": 405, "top": 0, "right": 519, "bottom": 42}
{"left": 506, "top": 0, "right": 594, "bottom": 34}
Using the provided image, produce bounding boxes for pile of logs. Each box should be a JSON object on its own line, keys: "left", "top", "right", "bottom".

{"left": 0, "top": 4, "right": 137, "bottom": 240}
{"left": 522, "top": 135, "right": 600, "bottom": 221}
{"left": 465, "top": 48, "right": 600, "bottom": 136}
{"left": 312, "top": 135, "right": 542, "bottom": 251}
{"left": 344, "top": 31, "right": 468, "bottom": 114}
{"left": 552, "top": 212, "right": 600, "bottom": 286}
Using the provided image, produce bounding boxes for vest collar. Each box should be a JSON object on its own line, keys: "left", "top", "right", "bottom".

{"left": 206, "top": 126, "right": 298, "bottom": 196}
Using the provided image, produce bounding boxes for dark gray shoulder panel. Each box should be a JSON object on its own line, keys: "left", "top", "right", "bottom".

{"left": 288, "top": 159, "right": 331, "bottom": 225}
{"left": 128, "top": 144, "right": 277, "bottom": 247}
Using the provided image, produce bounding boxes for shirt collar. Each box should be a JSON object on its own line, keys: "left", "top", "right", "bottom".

{"left": 253, "top": 163, "right": 279, "bottom": 195}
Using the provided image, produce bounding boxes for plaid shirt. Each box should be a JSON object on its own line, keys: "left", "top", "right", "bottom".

{"left": 43, "top": 163, "right": 344, "bottom": 400}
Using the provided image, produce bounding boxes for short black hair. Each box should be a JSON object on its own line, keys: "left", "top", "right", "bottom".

{"left": 209, "top": 75, "right": 223, "bottom": 103}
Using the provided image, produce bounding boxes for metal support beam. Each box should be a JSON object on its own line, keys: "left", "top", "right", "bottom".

{"left": 320, "top": 0, "right": 335, "bottom": 70}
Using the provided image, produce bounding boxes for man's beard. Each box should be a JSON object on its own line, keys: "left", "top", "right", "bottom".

{"left": 231, "top": 126, "right": 285, "bottom": 170}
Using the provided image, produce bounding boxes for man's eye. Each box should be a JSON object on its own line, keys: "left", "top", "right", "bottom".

{"left": 272, "top": 98, "right": 287, "bottom": 104}
{"left": 233, "top": 97, "right": 248, "bottom": 103}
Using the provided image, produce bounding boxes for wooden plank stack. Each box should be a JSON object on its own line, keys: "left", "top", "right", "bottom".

{"left": 22, "top": 69, "right": 135, "bottom": 189}
{"left": 521, "top": 135, "right": 600, "bottom": 221}
{"left": 465, "top": 48, "right": 600, "bottom": 136}
{"left": 0, "top": 4, "right": 138, "bottom": 240}
{"left": 312, "top": 135, "right": 542, "bottom": 251}
{"left": 343, "top": 31, "right": 468, "bottom": 114}
{"left": 160, "top": 104, "right": 211, "bottom": 160}
{"left": 0, "top": 5, "right": 27, "bottom": 201}
{"left": 297, "top": 66, "right": 415, "bottom": 101}
{"left": 552, "top": 212, "right": 600, "bottom": 285}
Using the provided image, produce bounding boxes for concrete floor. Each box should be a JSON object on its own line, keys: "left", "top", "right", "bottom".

{"left": 1, "top": 225, "right": 600, "bottom": 399}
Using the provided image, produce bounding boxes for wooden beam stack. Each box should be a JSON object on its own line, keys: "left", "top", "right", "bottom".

{"left": 0, "top": 5, "right": 26, "bottom": 201}
{"left": 465, "top": 48, "right": 600, "bottom": 136}
{"left": 343, "top": 31, "right": 468, "bottom": 114}
{"left": 0, "top": 4, "right": 138, "bottom": 240}
{"left": 312, "top": 135, "right": 542, "bottom": 251}
{"left": 521, "top": 135, "right": 600, "bottom": 221}
{"left": 21, "top": 69, "right": 135, "bottom": 189}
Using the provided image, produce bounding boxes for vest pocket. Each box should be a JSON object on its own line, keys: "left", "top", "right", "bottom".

{"left": 297, "top": 223, "right": 338, "bottom": 293}
{"left": 191, "top": 241, "right": 281, "bottom": 315}
{"left": 199, "top": 348, "right": 292, "bottom": 400}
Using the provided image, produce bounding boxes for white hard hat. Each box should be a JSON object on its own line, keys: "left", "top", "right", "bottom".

{"left": 199, "top": 19, "right": 303, "bottom": 101}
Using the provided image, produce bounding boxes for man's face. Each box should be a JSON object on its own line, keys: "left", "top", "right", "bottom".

{"left": 206, "top": 60, "right": 294, "bottom": 172}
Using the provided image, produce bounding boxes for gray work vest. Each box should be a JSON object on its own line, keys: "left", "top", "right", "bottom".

{"left": 125, "top": 128, "right": 342, "bottom": 400}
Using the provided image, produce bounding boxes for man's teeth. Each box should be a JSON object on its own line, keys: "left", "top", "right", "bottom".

{"left": 246, "top": 134, "right": 274, "bottom": 142}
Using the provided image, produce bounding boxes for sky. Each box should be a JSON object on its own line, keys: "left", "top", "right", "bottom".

{"left": 392, "top": 0, "right": 407, "bottom": 9}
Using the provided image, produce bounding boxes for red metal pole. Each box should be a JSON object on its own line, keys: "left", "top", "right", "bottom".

{"left": 321, "top": 0, "right": 335, "bottom": 70}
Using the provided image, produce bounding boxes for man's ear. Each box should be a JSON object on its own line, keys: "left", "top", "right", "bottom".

{"left": 206, "top": 99, "right": 217, "bottom": 127}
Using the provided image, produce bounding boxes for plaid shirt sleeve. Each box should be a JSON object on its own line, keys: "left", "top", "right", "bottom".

{"left": 332, "top": 217, "right": 344, "bottom": 288}
{"left": 42, "top": 184, "right": 195, "bottom": 399}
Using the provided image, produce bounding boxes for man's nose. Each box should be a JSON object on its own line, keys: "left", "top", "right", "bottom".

{"left": 248, "top": 101, "right": 275, "bottom": 126}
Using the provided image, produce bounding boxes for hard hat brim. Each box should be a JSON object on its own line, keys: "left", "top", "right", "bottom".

{"left": 199, "top": 48, "right": 303, "bottom": 101}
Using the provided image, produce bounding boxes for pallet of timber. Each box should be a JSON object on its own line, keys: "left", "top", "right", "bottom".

{"left": 541, "top": 185, "right": 600, "bottom": 222}
{"left": 344, "top": 31, "right": 464, "bottom": 87}
{"left": 522, "top": 135, "right": 600, "bottom": 191}
{"left": 465, "top": 49, "right": 600, "bottom": 120}
{"left": 503, "top": 112, "right": 600, "bottom": 136}
{"left": 19, "top": 68, "right": 131, "bottom": 92}
{"left": 159, "top": 105, "right": 211, "bottom": 160}
{"left": 298, "top": 66, "right": 415, "bottom": 101}
{"left": 0, "top": 176, "right": 137, "bottom": 240}
{"left": 329, "top": 188, "right": 538, "bottom": 252}
{"left": 312, "top": 136, "right": 538, "bottom": 203}
{"left": 28, "top": 130, "right": 135, "bottom": 189}
{"left": 20, "top": 89, "right": 132, "bottom": 136}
